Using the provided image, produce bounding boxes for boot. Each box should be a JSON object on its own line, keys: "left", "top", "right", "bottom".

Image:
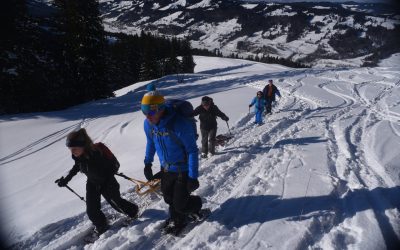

{"left": 161, "top": 217, "right": 173, "bottom": 231}
{"left": 162, "top": 217, "right": 187, "bottom": 236}
{"left": 188, "top": 208, "right": 211, "bottom": 222}
{"left": 94, "top": 224, "right": 109, "bottom": 236}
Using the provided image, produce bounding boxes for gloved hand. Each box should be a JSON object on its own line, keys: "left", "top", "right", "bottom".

{"left": 187, "top": 178, "right": 199, "bottom": 192}
{"left": 144, "top": 163, "right": 154, "bottom": 181}
{"left": 55, "top": 177, "right": 68, "bottom": 187}
{"left": 248, "top": 105, "right": 252, "bottom": 108}
{"left": 153, "top": 171, "right": 163, "bottom": 180}
{"left": 223, "top": 116, "right": 229, "bottom": 121}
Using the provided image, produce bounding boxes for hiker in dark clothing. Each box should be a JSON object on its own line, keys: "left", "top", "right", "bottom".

{"left": 192, "top": 96, "right": 229, "bottom": 158}
{"left": 262, "top": 79, "right": 281, "bottom": 114}
{"left": 56, "top": 128, "right": 138, "bottom": 236}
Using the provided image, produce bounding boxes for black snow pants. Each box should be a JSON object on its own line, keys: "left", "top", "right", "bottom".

{"left": 86, "top": 177, "right": 138, "bottom": 229}
{"left": 161, "top": 172, "right": 202, "bottom": 224}
{"left": 265, "top": 99, "right": 273, "bottom": 114}
{"left": 201, "top": 128, "right": 217, "bottom": 155}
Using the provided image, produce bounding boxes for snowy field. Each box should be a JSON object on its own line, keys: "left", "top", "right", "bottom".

{"left": 1, "top": 55, "right": 400, "bottom": 249}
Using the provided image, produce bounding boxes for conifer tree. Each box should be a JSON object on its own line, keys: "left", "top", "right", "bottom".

{"left": 165, "top": 42, "right": 179, "bottom": 75}
{"left": 180, "top": 38, "right": 195, "bottom": 73}
{"left": 55, "top": 0, "right": 112, "bottom": 105}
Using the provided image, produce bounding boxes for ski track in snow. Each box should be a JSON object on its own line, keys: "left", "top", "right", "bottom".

{"left": 6, "top": 57, "right": 400, "bottom": 249}
{"left": 0, "top": 118, "right": 97, "bottom": 166}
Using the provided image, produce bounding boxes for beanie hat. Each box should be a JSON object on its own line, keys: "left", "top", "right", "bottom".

{"left": 146, "top": 83, "right": 156, "bottom": 91}
{"left": 66, "top": 138, "right": 85, "bottom": 147}
{"left": 66, "top": 129, "right": 87, "bottom": 147}
{"left": 201, "top": 96, "right": 212, "bottom": 105}
{"left": 141, "top": 90, "right": 165, "bottom": 115}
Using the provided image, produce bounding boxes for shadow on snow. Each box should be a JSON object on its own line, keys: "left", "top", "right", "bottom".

{"left": 209, "top": 186, "right": 400, "bottom": 248}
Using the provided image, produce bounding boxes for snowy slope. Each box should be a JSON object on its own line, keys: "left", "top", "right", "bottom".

{"left": 1, "top": 55, "right": 400, "bottom": 249}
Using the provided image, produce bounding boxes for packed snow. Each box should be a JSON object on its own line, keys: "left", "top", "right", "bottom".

{"left": 1, "top": 55, "right": 400, "bottom": 249}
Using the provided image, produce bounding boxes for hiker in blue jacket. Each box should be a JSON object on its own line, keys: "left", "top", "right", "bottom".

{"left": 249, "top": 91, "right": 267, "bottom": 125}
{"left": 141, "top": 90, "right": 203, "bottom": 235}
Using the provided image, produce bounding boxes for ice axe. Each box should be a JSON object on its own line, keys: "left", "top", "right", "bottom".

{"left": 55, "top": 179, "right": 85, "bottom": 203}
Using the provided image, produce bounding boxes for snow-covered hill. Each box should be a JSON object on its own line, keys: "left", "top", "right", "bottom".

{"left": 99, "top": 0, "right": 400, "bottom": 67}
{"left": 2, "top": 55, "right": 400, "bottom": 249}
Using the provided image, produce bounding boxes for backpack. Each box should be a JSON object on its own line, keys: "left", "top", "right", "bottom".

{"left": 165, "top": 99, "right": 198, "bottom": 138}
{"left": 94, "top": 142, "right": 120, "bottom": 174}
{"left": 149, "top": 99, "right": 198, "bottom": 165}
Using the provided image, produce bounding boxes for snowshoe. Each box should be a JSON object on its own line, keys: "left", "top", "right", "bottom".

{"left": 160, "top": 218, "right": 173, "bottom": 232}
{"left": 84, "top": 224, "right": 109, "bottom": 243}
{"left": 215, "top": 134, "right": 233, "bottom": 146}
{"left": 120, "top": 216, "right": 137, "bottom": 227}
{"left": 188, "top": 208, "right": 211, "bottom": 222}
{"left": 173, "top": 209, "right": 212, "bottom": 237}
{"left": 162, "top": 219, "right": 187, "bottom": 236}
{"left": 94, "top": 224, "right": 109, "bottom": 235}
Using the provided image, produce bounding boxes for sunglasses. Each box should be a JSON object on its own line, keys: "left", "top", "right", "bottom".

{"left": 142, "top": 104, "right": 160, "bottom": 116}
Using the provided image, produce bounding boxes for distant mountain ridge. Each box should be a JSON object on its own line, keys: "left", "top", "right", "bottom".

{"left": 99, "top": 0, "right": 400, "bottom": 67}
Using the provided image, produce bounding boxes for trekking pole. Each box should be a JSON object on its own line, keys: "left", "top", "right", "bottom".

{"left": 55, "top": 179, "right": 86, "bottom": 203}
{"left": 65, "top": 184, "right": 85, "bottom": 202}
{"left": 226, "top": 121, "right": 232, "bottom": 136}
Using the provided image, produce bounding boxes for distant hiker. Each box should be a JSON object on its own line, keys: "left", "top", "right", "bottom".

{"left": 262, "top": 79, "right": 281, "bottom": 114}
{"left": 141, "top": 90, "right": 205, "bottom": 235}
{"left": 56, "top": 128, "right": 138, "bottom": 236}
{"left": 192, "top": 96, "right": 229, "bottom": 158}
{"left": 249, "top": 91, "right": 267, "bottom": 125}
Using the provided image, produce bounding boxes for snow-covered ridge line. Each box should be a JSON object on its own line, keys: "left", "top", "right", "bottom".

{"left": 100, "top": 0, "right": 400, "bottom": 67}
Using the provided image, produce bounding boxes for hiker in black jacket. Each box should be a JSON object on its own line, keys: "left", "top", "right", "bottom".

{"left": 56, "top": 128, "right": 138, "bottom": 236}
{"left": 192, "top": 96, "right": 229, "bottom": 158}
{"left": 262, "top": 79, "right": 281, "bottom": 114}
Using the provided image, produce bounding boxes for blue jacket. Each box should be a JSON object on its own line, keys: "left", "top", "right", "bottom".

{"left": 144, "top": 107, "right": 199, "bottom": 179}
{"left": 250, "top": 97, "right": 266, "bottom": 112}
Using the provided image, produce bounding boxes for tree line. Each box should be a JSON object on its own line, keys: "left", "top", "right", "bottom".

{"left": 193, "top": 48, "right": 308, "bottom": 68}
{"left": 1, "top": 0, "right": 195, "bottom": 114}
